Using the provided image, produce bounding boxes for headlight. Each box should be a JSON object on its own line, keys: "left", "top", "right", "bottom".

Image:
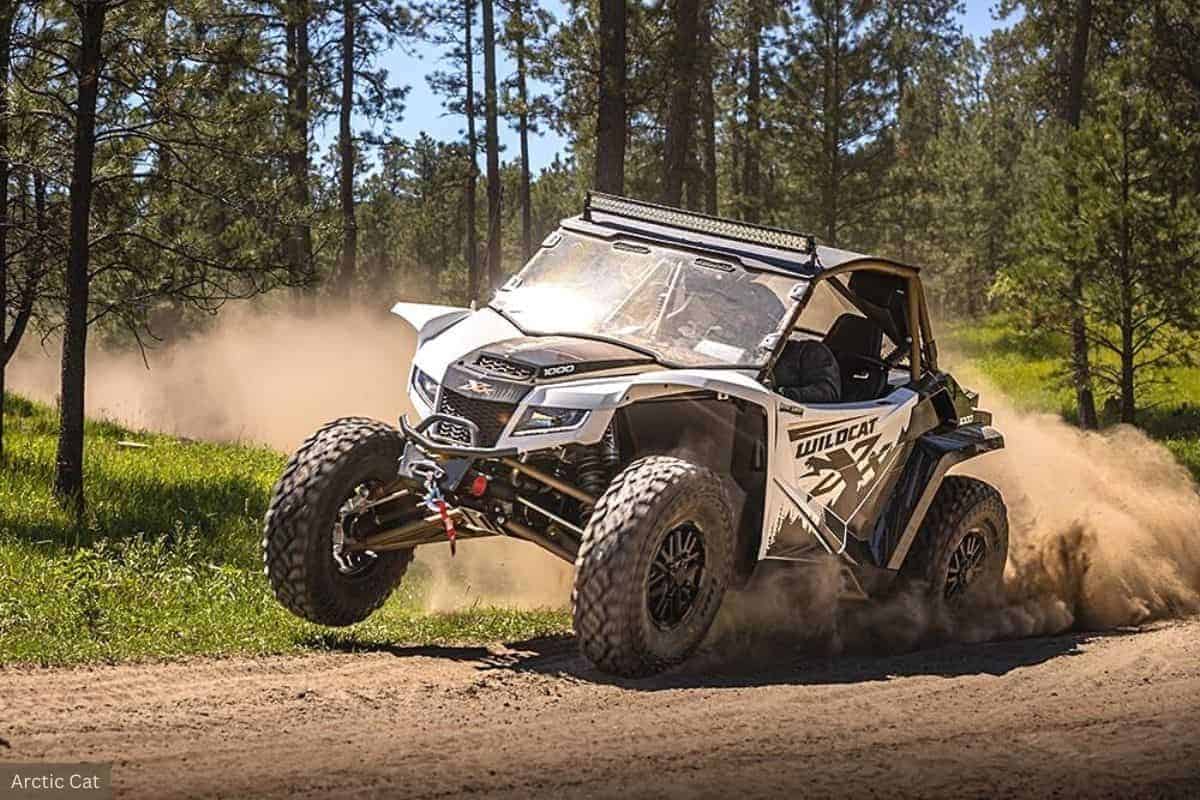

{"left": 412, "top": 368, "right": 439, "bottom": 406}
{"left": 512, "top": 405, "right": 590, "bottom": 435}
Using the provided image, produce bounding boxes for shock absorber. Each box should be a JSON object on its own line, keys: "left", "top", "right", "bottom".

{"left": 575, "top": 425, "right": 620, "bottom": 498}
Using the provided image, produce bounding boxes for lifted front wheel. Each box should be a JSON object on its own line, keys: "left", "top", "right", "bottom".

{"left": 263, "top": 417, "right": 415, "bottom": 626}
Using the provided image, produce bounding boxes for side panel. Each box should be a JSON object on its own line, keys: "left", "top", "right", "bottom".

{"left": 761, "top": 388, "right": 918, "bottom": 560}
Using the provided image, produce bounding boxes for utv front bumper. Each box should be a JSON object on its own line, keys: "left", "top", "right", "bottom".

{"left": 399, "top": 414, "right": 519, "bottom": 459}
{"left": 361, "top": 413, "right": 590, "bottom": 564}
{"left": 399, "top": 414, "right": 598, "bottom": 508}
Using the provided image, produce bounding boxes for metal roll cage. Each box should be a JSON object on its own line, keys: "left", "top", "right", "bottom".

{"left": 758, "top": 258, "right": 937, "bottom": 387}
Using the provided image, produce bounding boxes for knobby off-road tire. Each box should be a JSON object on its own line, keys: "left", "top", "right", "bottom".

{"left": 898, "top": 475, "right": 1009, "bottom": 609}
{"left": 263, "top": 417, "right": 414, "bottom": 626}
{"left": 573, "top": 456, "right": 734, "bottom": 677}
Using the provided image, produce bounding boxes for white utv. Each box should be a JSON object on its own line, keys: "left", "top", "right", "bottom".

{"left": 263, "top": 193, "right": 1008, "bottom": 677}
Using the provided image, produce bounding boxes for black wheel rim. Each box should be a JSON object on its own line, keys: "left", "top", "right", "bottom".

{"left": 647, "top": 522, "right": 706, "bottom": 629}
{"left": 332, "top": 482, "right": 379, "bottom": 577}
{"left": 945, "top": 527, "right": 989, "bottom": 600}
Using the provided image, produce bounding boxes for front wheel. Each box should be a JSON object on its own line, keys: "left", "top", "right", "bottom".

{"left": 263, "top": 417, "right": 415, "bottom": 626}
{"left": 572, "top": 456, "right": 734, "bottom": 677}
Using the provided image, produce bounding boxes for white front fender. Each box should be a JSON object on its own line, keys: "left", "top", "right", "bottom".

{"left": 527, "top": 368, "right": 774, "bottom": 412}
{"left": 390, "top": 302, "right": 471, "bottom": 347}
{"left": 492, "top": 368, "right": 776, "bottom": 454}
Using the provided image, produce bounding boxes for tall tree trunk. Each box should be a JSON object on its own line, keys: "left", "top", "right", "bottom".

{"left": 699, "top": 0, "right": 717, "bottom": 214}
{"left": 0, "top": 0, "right": 13, "bottom": 460}
{"left": 2, "top": 175, "right": 44, "bottom": 395}
{"left": 513, "top": 0, "right": 533, "bottom": 262}
{"left": 1119, "top": 284, "right": 1135, "bottom": 424}
{"left": 1118, "top": 111, "right": 1135, "bottom": 425}
{"left": 55, "top": 0, "right": 107, "bottom": 512}
{"left": 730, "top": 49, "right": 743, "bottom": 205}
{"left": 481, "top": 0, "right": 501, "bottom": 291}
{"left": 146, "top": 6, "right": 189, "bottom": 340}
{"left": 438, "top": 200, "right": 449, "bottom": 297}
{"left": 820, "top": 6, "right": 842, "bottom": 245}
{"left": 19, "top": 173, "right": 45, "bottom": 345}
{"left": 594, "top": 0, "right": 626, "bottom": 194}
{"left": 334, "top": 0, "right": 357, "bottom": 299}
{"left": 285, "top": 0, "right": 313, "bottom": 294}
{"left": 686, "top": 152, "right": 705, "bottom": 210}
{"left": 465, "top": 0, "right": 480, "bottom": 302}
{"left": 663, "top": 0, "right": 701, "bottom": 206}
{"left": 741, "top": 0, "right": 762, "bottom": 222}
{"left": 1063, "top": 0, "right": 1097, "bottom": 429}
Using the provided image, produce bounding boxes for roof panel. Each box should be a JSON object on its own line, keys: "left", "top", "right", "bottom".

{"left": 560, "top": 193, "right": 919, "bottom": 278}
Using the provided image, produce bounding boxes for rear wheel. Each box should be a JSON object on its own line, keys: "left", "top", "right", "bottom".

{"left": 898, "top": 475, "right": 1008, "bottom": 609}
{"left": 572, "top": 456, "right": 733, "bottom": 677}
{"left": 263, "top": 417, "right": 414, "bottom": 626}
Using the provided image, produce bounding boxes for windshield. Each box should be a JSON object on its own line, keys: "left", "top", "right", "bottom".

{"left": 490, "top": 231, "right": 800, "bottom": 368}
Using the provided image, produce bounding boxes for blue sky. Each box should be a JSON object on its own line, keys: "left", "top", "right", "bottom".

{"left": 323, "top": 1, "right": 1014, "bottom": 174}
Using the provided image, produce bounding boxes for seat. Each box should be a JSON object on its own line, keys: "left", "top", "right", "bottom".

{"left": 775, "top": 339, "right": 841, "bottom": 403}
{"left": 823, "top": 314, "right": 889, "bottom": 402}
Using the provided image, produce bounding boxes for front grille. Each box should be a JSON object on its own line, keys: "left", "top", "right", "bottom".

{"left": 475, "top": 354, "right": 536, "bottom": 381}
{"left": 436, "top": 388, "right": 518, "bottom": 446}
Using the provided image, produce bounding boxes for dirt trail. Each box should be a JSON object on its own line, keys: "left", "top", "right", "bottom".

{"left": 3, "top": 619, "right": 1198, "bottom": 799}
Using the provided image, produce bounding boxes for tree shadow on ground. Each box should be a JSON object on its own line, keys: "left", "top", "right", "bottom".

{"left": 305, "top": 626, "right": 1142, "bottom": 691}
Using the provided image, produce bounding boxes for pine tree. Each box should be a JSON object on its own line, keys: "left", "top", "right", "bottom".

{"left": 594, "top": 0, "right": 627, "bottom": 193}
{"left": 481, "top": 0, "right": 503, "bottom": 289}
{"left": 500, "top": 0, "right": 551, "bottom": 262}
{"left": 777, "top": 0, "right": 888, "bottom": 246}
{"left": 662, "top": 0, "right": 701, "bottom": 206}
{"left": 13, "top": 0, "right": 300, "bottom": 510}
{"left": 327, "top": 0, "right": 415, "bottom": 298}
{"left": 1072, "top": 63, "right": 1199, "bottom": 421}
{"left": 424, "top": 0, "right": 482, "bottom": 299}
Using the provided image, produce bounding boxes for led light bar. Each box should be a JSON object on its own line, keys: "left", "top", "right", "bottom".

{"left": 584, "top": 192, "right": 816, "bottom": 255}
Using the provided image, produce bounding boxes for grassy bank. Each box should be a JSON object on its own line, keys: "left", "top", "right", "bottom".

{"left": 946, "top": 315, "right": 1200, "bottom": 480}
{"left": 0, "top": 395, "right": 569, "bottom": 666}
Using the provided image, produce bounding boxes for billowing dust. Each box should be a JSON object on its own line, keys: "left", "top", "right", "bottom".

{"left": 9, "top": 302, "right": 572, "bottom": 611}
{"left": 10, "top": 306, "right": 1200, "bottom": 647}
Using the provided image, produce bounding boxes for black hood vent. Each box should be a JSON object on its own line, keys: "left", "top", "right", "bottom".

{"left": 474, "top": 354, "right": 537, "bottom": 381}
{"left": 469, "top": 335, "right": 655, "bottom": 381}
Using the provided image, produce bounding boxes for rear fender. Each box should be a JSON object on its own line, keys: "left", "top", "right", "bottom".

{"left": 873, "top": 424, "right": 1005, "bottom": 571}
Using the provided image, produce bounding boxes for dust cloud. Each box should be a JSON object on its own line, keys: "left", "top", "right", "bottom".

{"left": 10, "top": 303, "right": 417, "bottom": 449}
{"left": 969, "top": 387, "right": 1200, "bottom": 629}
{"left": 8, "top": 302, "right": 573, "bottom": 611}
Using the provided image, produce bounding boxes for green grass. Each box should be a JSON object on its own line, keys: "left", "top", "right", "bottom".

{"left": 945, "top": 314, "right": 1200, "bottom": 480}
{"left": 0, "top": 394, "right": 570, "bottom": 666}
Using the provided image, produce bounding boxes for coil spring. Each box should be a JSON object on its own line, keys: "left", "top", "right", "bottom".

{"left": 575, "top": 425, "right": 619, "bottom": 498}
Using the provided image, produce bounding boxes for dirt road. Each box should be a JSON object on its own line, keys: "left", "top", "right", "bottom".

{"left": 3, "top": 619, "right": 1199, "bottom": 799}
